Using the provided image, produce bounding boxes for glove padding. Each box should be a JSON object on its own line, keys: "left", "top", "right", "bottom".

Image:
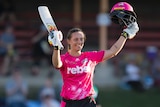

{"left": 48, "top": 30, "right": 64, "bottom": 50}
{"left": 123, "top": 22, "right": 139, "bottom": 39}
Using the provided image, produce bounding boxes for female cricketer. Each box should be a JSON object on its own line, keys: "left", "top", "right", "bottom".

{"left": 48, "top": 2, "right": 139, "bottom": 107}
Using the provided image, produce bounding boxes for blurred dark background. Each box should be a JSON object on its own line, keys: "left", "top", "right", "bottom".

{"left": 0, "top": 0, "right": 160, "bottom": 107}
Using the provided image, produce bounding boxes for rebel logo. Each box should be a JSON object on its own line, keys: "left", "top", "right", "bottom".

{"left": 67, "top": 66, "right": 88, "bottom": 74}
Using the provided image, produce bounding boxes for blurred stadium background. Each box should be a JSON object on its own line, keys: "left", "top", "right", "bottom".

{"left": 0, "top": 0, "right": 160, "bottom": 107}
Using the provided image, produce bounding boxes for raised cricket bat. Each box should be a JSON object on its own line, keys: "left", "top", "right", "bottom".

{"left": 38, "top": 6, "right": 64, "bottom": 50}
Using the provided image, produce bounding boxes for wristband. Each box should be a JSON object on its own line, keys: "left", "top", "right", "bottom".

{"left": 53, "top": 46, "right": 59, "bottom": 50}
{"left": 121, "top": 31, "right": 128, "bottom": 39}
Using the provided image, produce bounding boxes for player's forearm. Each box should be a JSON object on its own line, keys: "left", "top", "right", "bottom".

{"left": 52, "top": 49, "right": 62, "bottom": 68}
{"left": 110, "top": 36, "right": 127, "bottom": 56}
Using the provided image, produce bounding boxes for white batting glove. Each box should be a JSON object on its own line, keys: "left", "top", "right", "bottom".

{"left": 122, "top": 22, "right": 139, "bottom": 39}
{"left": 48, "top": 30, "right": 64, "bottom": 50}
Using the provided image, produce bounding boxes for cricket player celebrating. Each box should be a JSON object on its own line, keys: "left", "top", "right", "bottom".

{"left": 48, "top": 2, "right": 139, "bottom": 107}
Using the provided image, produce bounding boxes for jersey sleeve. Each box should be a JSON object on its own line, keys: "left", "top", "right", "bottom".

{"left": 86, "top": 50, "right": 105, "bottom": 63}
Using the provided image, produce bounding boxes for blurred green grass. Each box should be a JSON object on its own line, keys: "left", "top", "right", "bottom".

{"left": 99, "top": 88, "right": 160, "bottom": 107}
{"left": 1, "top": 86, "right": 160, "bottom": 107}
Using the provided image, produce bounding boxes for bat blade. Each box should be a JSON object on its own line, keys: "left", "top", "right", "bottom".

{"left": 38, "top": 6, "right": 64, "bottom": 50}
{"left": 38, "top": 6, "right": 58, "bottom": 32}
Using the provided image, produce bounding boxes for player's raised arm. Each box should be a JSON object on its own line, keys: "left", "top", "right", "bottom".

{"left": 103, "top": 22, "right": 139, "bottom": 61}
{"left": 48, "top": 31, "right": 63, "bottom": 68}
{"left": 38, "top": 6, "right": 64, "bottom": 68}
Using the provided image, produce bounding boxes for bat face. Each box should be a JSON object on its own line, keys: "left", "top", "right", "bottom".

{"left": 38, "top": 6, "right": 58, "bottom": 32}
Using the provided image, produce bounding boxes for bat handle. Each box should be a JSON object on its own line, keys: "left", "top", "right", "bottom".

{"left": 57, "top": 40, "right": 64, "bottom": 50}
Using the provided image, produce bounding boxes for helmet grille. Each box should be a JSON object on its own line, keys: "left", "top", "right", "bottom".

{"left": 110, "top": 10, "right": 136, "bottom": 28}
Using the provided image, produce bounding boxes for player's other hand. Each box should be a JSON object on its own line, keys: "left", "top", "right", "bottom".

{"left": 48, "top": 30, "right": 64, "bottom": 50}
{"left": 122, "top": 22, "right": 139, "bottom": 39}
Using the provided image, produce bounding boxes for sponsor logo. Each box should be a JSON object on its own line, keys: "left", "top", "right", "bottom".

{"left": 67, "top": 66, "right": 88, "bottom": 74}
{"left": 47, "top": 24, "right": 57, "bottom": 31}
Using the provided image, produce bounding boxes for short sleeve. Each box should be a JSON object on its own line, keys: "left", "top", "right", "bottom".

{"left": 86, "top": 50, "right": 105, "bottom": 63}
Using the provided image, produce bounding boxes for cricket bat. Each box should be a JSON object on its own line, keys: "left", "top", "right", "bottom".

{"left": 38, "top": 6, "right": 64, "bottom": 50}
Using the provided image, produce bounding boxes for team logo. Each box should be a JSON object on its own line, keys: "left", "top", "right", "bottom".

{"left": 81, "top": 58, "right": 88, "bottom": 64}
{"left": 114, "top": 2, "right": 125, "bottom": 10}
{"left": 118, "top": 2, "right": 124, "bottom": 6}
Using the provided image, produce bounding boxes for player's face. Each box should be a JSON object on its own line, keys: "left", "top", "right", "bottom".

{"left": 68, "top": 31, "right": 85, "bottom": 51}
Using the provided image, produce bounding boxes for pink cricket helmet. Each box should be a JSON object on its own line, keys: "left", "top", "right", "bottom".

{"left": 110, "top": 2, "right": 137, "bottom": 27}
{"left": 110, "top": 2, "right": 136, "bottom": 17}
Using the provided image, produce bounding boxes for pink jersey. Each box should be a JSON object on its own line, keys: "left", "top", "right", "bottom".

{"left": 59, "top": 51, "right": 104, "bottom": 100}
